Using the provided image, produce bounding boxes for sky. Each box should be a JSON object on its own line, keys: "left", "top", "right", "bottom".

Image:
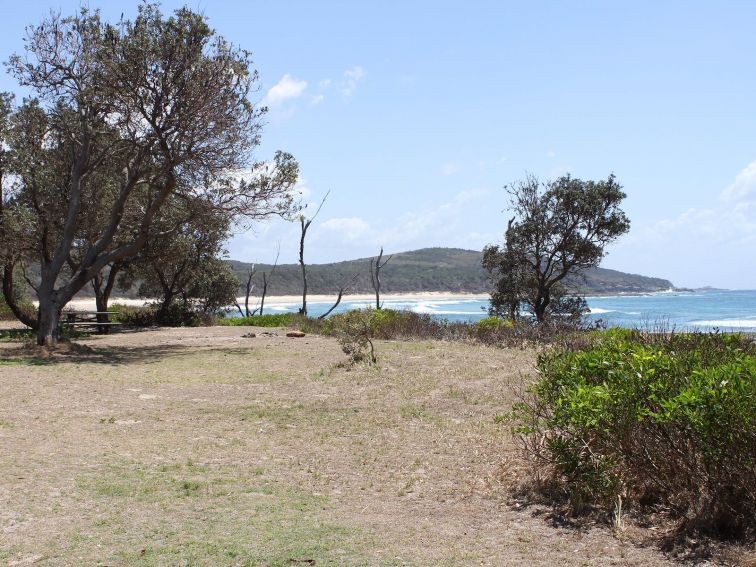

{"left": 0, "top": 1, "right": 754, "bottom": 289}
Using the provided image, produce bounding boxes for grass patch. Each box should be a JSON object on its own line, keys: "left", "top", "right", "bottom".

{"left": 72, "top": 461, "right": 377, "bottom": 566}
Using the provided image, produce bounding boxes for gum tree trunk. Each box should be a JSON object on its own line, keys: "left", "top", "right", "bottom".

{"left": 36, "top": 292, "right": 63, "bottom": 346}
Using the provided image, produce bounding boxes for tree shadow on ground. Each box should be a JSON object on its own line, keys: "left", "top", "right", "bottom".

{"left": 0, "top": 340, "right": 193, "bottom": 366}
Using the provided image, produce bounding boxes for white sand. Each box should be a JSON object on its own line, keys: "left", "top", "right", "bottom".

{"left": 63, "top": 291, "right": 488, "bottom": 311}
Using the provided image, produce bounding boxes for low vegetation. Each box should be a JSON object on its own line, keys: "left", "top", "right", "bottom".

{"left": 217, "top": 313, "right": 298, "bottom": 327}
{"left": 510, "top": 328, "right": 755, "bottom": 540}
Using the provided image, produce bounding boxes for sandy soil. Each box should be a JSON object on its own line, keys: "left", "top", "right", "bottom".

{"left": 0, "top": 326, "right": 747, "bottom": 565}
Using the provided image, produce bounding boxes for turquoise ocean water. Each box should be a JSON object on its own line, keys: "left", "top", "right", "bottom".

{"left": 254, "top": 289, "right": 756, "bottom": 332}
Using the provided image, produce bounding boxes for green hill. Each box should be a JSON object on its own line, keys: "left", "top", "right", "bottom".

{"left": 229, "top": 247, "right": 674, "bottom": 296}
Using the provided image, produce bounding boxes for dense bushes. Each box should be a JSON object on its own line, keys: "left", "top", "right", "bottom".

{"left": 0, "top": 276, "right": 35, "bottom": 322}
{"left": 511, "top": 330, "right": 755, "bottom": 539}
{"left": 109, "top": 302, "right": 211, "bottom": 327}
{"left": 217, "top": 313, "right": 297, "bottom": 327}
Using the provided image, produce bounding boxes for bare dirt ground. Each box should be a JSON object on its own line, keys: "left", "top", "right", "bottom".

{"left": 0, "top": 326, "right": 748, "bottom": 566}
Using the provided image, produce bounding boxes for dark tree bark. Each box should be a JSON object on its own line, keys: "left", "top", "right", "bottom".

{"left": 2, "top": 265, "right": 37, "bottom": 329}
{"left": 369, "top": 247, "right": 392, "bottom": 310}
{"left": 243, "top": 265, "right": 255, "bottom": 317}
{"left": 298, "top": 192, "right": 328, "bottom": 316}
{"left": 319, "top": 273, "right": 358, "bottom": 320}
{"left": 258, "top": 245, "right": 280, "bottom": 316}
{"left": 92, "top": 262, "right": 123, "bottom": 333}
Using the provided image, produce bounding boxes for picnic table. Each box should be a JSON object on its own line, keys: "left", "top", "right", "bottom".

{"left": 60, "top": 311, "right": 121, "bottom": 334}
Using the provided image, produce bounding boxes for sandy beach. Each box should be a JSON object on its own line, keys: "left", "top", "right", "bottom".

{"left": 63, "top": 291, "right": 489, "bottom": 311}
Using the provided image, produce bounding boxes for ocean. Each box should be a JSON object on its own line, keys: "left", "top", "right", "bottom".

{"left": 257, "top": 289, "right": 756, "bottom": 332}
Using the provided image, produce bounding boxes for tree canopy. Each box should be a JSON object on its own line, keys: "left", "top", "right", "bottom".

{"left": 0, "top": 4, "right": 298, "bottom": 344}
{"left": 483, "top": 174, "right": 630, "bottom": 323}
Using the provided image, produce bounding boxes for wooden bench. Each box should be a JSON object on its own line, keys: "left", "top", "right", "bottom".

{"left": 60, "top": 311, "right": 121, "bottom": 333}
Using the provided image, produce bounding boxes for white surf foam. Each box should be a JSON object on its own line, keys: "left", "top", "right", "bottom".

{"left": 689, "top": 319, "right": 756, "bottom": 328}
{"left": 589, "top": 308, "right": 615, "bottom": 314}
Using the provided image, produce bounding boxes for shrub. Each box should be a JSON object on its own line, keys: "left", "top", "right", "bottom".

{"left": 155, "top": 302, "right": 201, "bottom": 327}
{"left": 512, "top": 331, "right": 756, "bottom": 539}
{"left": 109, "top": 304, "right": 159, "bottom": 327}
{"left": 331, "top": 310, "right": 377, "bottom": 365}
{"left": 217, "top": 313, "right": 297, "bottom": 327}
{"left": 0, "top": 277, "right": 35, "bottom": 322}
{"left": 476, "top": 316, "right": 514, "bottom": 332}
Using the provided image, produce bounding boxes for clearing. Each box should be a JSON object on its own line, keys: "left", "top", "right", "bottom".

{"left": 0, "top": 326, "right": 720, "bottom": 565}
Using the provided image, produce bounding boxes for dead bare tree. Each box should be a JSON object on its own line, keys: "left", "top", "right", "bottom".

{"left": 259, "top": 244, "right": 281, "bottom": 316}
{"left": 298, "top": 191, "right": 329, "bottom": 316}
{"left": 234, "top": 264, "right": 256, "bottom": 317}
{"left": 318, "top": 273, "right": 359, "bottom": 320}
{"left": 369, "top": 247, "right": 392, "bottom": 310}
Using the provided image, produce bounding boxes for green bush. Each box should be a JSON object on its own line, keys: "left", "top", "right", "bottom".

{"left": 0, "top": 277, "right": 35, "bottom": 322}
{"left": 331, "top": 309, "right": 377, "bottom": 365}
{"left": 217, "top": 313, "right": 297, "bottom": 327}
{"left": 109, "top": 304, "right": 159, "bottom": 327}
{"left": 512, "top": 331, "right": 755, "bottom": 538}
{"left": 476, "top": 316, "right": 514, "bottom": 332}
{"left": 155, "top": 302, "right": 201, "bottom": 327}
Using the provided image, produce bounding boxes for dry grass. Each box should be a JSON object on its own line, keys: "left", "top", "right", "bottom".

{"left": 0, "top": 326, "right": 735, "bottom": 566}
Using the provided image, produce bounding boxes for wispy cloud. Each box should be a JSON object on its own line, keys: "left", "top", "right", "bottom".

{"left": 722, "top": 159, "right": 756, "bottom": 202}
{"left": 608, "top": 159, "right": 756, "bottom": 287}
{"left": 321, "top": 217, "right": 371, "bottom": 240}
{"left": 263, "top": 74, "right": 307, "bottom": 106}
{"left": 229, "top": 187, "right": 500, "bottom": 265}
{"left": 441, "top": 162, "right": 459, "bottom": 176}
{"left": 340, "top": 66, "right": 365, "bottom": 96}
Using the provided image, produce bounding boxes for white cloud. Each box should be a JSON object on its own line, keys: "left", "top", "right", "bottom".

{"left": 318, "top": 79, "right": 332, "bottom": 90}
{"left": 294, "top": 178, "right": 312, "bottom": 200}
{"left": 608, "top": 159, "right": 756, "bottom": 288}
{"left": 263, "top": 74, "right": 307, "bottom": 106}
{"left": 722, "top": 159, "right": 756, "bottom": 202}
{"left": 321, "top": 217, "right": 371, "bottom": 239}
{"left": 340, "top": 66, "right": 365, "bottom": 96}
{"left": 310, "top": 94, "right": 325, "bottom": 106}
{"left": 546, "top": 150, "right": 556, "bottom": 158}
{"left": 441, "top": 162, "right": 459, "bottom": 176}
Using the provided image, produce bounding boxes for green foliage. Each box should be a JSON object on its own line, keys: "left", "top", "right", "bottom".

{"left": 476, "top": 316, "right": 514, "bottom": 332}
{"left": 187, "top": 258, "right": 240, "bottom": 315}
{"left": 512, "top": 331, "right": 756, "bottom": 538}
{"left": 485, "top": 175, "right": 630, "bottom": 323}
{"left": 155, "top": 302, "right": 202, "bottom": 327}
{"left": 331, "top": 310, "right": 377, "bottom": 365}
{"left": 0, "top": 272, "right": 35, "bottom": 322}
{"left": 109, "top": 304, "right": 159, "bottom": 327}
{"left": 217, "top": 313, "right": 297, "bottom": 327}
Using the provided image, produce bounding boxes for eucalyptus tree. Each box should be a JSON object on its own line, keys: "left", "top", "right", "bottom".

{"left": 1, "top": 5, "right": 297, "bottom": 345}
{"left": 123, "top": 195, "right": 233, "bottom": 319}
{"left": 484, "top": 174, "right": 630, "bottom": 323}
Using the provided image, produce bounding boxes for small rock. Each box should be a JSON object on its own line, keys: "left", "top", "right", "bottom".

{"left": 242, "top": 332, "right": 256, "bottom": 338}
{"left": 286, "top": 330, "right": 306, "bottom": 338}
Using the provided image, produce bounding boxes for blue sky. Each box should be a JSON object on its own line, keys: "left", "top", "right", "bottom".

{"left": 1, "top": 1, "right": 755, "bottom": 288}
